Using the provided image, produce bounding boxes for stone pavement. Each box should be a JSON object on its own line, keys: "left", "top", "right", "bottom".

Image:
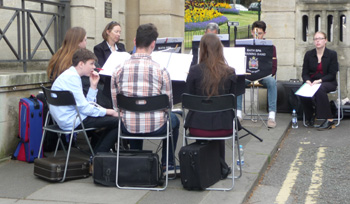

{"left": 0, "top": 113, "right": 292, "bottom": 204}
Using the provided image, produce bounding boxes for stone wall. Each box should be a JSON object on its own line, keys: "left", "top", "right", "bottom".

{"left": 261, "top": 0, "right": 350, "bottom": 99}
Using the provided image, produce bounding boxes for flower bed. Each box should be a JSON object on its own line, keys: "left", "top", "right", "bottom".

{"left": 185, "top": 1, "right": 233, "bottom": 31}
{"left": 217, "top": 7, "right": 239, "bottom": 14}
{"left": 185, "top": 7, "right": 223, "bottom": 24}
{"left": 185, "top": 16, "right": 228, "bottom": 31}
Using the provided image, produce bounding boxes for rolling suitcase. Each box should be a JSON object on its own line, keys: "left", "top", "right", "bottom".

{"left": 34, "top": 156, "right": 90, "bottom": 181}
{"left": 179, "top": 141, "right": 221, "bottom": 190}
{"left": 13, "top": 95, "right": 43, "bottom": 162}
{"left": 93, "top": 151, "right": 161, "bottom": 187}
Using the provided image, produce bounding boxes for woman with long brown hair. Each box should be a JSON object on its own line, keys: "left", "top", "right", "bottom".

{"left": 185, "top": 33, "right": 237, "bottom": 175}
{"left": 185, "top": 33, "right": 237, "bottom": 134}
{"left": 47, "top": 27, "right": 87, "bottom": 82}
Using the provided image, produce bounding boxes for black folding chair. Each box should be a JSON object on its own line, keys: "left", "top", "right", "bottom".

{"left": 181, "top": 93, "right": 241, "bottom": 191}
{"left": 37, "top": 87, "right": 95, "bottom": 182}
{"left": 115, "top": 94, "right": 176, "bottom": 190}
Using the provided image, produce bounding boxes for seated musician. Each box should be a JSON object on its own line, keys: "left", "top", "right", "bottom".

{"left": 185, "top": 33, "right": 237, "bottom": 176}
{"left": 236, "top": 21, "right": 278, "bottom": 128}
{"left": 111, "top": 23, "right": 180, "bottom": 175}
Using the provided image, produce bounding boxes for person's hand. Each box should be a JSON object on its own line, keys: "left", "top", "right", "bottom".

{"left": 106, "top": 109, "right": 118, "bottom": 117}
{"left": 306, "top": 80, "right": 312, "bottom": 86}
{"left": 311, "top": 79, "right": 322, "bottom": 86}
{"left": 90, "top": 71, "right": 100, "bottom": 90}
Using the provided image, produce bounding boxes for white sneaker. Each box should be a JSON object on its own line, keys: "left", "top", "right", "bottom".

{"left": 237, "top": 116, "right": 243, "bottom": 123}
{"left": 267, "top": 118, "right": 276, "bottom": 128}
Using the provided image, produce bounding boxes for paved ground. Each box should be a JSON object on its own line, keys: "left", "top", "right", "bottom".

{"left": 246, "top": 118, "right": 350, "bottom": 204}
{"left": 0, "top": 113, "right": 292, "bottom": 204}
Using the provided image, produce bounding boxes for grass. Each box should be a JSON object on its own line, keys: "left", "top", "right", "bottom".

{"left": 219, "top": 11, "right": 259, "bottom": 29}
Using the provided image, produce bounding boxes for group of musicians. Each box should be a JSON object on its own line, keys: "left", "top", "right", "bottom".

{"left": 46, "top": 20, "right": 339, "bottom": 166}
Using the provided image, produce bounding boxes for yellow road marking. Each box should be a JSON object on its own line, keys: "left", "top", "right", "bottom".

{"left": 305, "top": 147, "right": 327, "bottom": 203}
{"left": 275, "top": 147, "right": 304, "bottom": 204}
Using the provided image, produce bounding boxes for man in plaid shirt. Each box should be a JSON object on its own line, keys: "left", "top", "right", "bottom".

{"left": 111, "top": 23, "right": 179, "bottom": 173}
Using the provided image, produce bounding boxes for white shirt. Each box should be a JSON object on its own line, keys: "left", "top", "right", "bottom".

{"left": 106, "top": 41, "right": 118, "bottom": 52}
{"left": 50, "top": 66, "right": 106, "bottom": 130}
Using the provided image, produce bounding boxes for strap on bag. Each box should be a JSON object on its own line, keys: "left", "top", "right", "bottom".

{"left": 28, "top": 95, "right": 40, "bottom": 110}
{"left": 12, "top": 141, "right": 22, "bottom": 159}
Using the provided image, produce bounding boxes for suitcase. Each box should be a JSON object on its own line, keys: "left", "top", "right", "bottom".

{"left": 34, "top": 156, "right": 90, "bottom": 181}
{"left": 93, "top": 151, "right": 161, "bottom": 187}
{"left": 277, "top": 80, "right": 303, "bottom": 119}
{"left": 36, "top": 92, "right": 58, "bottom": 152}
{"left": 13, "top": 95, "right": 43, "bottom": 162}
{"left": 179, "top": 141, "right": 221, "bottom": 190}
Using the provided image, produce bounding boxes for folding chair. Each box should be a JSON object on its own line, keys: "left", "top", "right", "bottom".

{"left": 115, "top": 94, "right": 175, "bottom": 191}
{"left": 37, "top": 87, "right": 95, "bottom": 182}
{"left": 181, "top": 93, "right": 241, "bottom": 191}
{"left": 303, "top": 71, "right": 343, "bottom": 127}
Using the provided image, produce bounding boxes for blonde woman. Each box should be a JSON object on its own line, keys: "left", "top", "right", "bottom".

{"left": 301, "top": 31, "right": 339, "bottom": 130}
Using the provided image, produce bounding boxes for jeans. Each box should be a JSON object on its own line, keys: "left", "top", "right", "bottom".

{"left": 122, "top": 112, "right": 179, "bottom": 166}
{"left": 78, "top": 116, "right": 119, "bottom": 153}
{"left": 237, "top": 76, "right": 277, "bottom": 112}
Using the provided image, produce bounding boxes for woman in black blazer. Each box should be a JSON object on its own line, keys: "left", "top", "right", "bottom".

{"left": 185, "top": 34, "right": 237, "bottom": 169}
{"left": 90, "top": 21, "right": 126, "bottom": 109}
{"left": 94, "top": 21, "right": 126, "bottom": 67}
{"left": 301, "top": 31, "right": 339, "bottom": 130}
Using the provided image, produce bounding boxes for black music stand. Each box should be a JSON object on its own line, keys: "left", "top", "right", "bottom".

{"left": 191, "top": 34, "right": 230, "bottom": 66}
{"left": 237, "top": 76, "right": 263, "bottom": 142}
{"left": 236, "top": 39, "right": 273, "bottom": 126}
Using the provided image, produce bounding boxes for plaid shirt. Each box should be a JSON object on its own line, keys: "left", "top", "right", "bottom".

{"left": 111, "top": 53, "right": 173, "bottom": 133}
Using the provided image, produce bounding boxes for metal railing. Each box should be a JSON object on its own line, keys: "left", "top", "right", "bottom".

{"left": 184, "top": 25, "right": 252, "bottom": 49}
{"left": 0, "top": 0, "right": 70, "bottom": 72}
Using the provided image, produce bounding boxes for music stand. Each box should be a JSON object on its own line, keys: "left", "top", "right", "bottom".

{"left": 154, "top": 37, "right": 184, "bottom": 104}
{"left": 191, "top": 34, "right": 230, "bottom": 66}
{"left": 236, "top": 39, "right": 274, "bottom": 127}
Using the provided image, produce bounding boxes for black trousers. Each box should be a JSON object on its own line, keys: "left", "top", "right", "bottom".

{"left": 300, "top": 82, "right": 336, "bottom": 120}
{"left": 77, "top": 116, "right": 118, "bottom": 153}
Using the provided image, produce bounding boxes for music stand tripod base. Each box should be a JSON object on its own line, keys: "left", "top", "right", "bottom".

{"left": 243, "top": 81, "right": 268, "bottom": 127}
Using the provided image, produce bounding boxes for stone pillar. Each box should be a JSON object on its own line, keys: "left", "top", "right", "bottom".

{"left": 70, "top": 0, "right": 96, "bottom": 51}
{"left": 70, "top": 0, "right": 126, "bottom": 51}
{"left": 261, "top": 0, "right": 297, "bottom": 81}
{"left": 125, "top": 0, "right": 140, "bottom": 51}
{"left": 139, "top": 0, "right": 185, "bottom": 51}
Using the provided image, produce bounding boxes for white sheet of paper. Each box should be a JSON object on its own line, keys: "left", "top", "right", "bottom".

{"left": 223, "top": 47, "right": 246, "bottom": 75}
{"left": 295, "top": 83, "right": 321, "bottom": 97}
{"left": 99, "top": 51, "right": 131, "bottom": 76}
{"left": 151, "top": 52, "right": 193, "bottom": 81}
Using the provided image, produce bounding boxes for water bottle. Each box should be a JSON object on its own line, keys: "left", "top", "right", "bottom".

{"left": 236, "top": 145, "right": 244, "bottom": 170}
{"left": 292, "top": 109, "right": 298, "bottom": 129}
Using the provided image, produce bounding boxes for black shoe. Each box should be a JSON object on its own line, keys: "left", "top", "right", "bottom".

{"left": 317, "top": 120, "right": 335, "bottom": 130}
{"left": 305, "top": 115, "right": 316, "bottom": 128}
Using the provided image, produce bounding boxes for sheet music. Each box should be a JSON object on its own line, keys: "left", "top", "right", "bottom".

{"left": 151, "top": 51, "right": 193, "bottom": 81}
{"left": 223, "top": 47, "right": 246, "bottom": 75}
{"left": 99, "top": 51, "right": 131, "bottom": 76}
{"left": 295, "top": 83, "right": 321, "bottom": 97}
